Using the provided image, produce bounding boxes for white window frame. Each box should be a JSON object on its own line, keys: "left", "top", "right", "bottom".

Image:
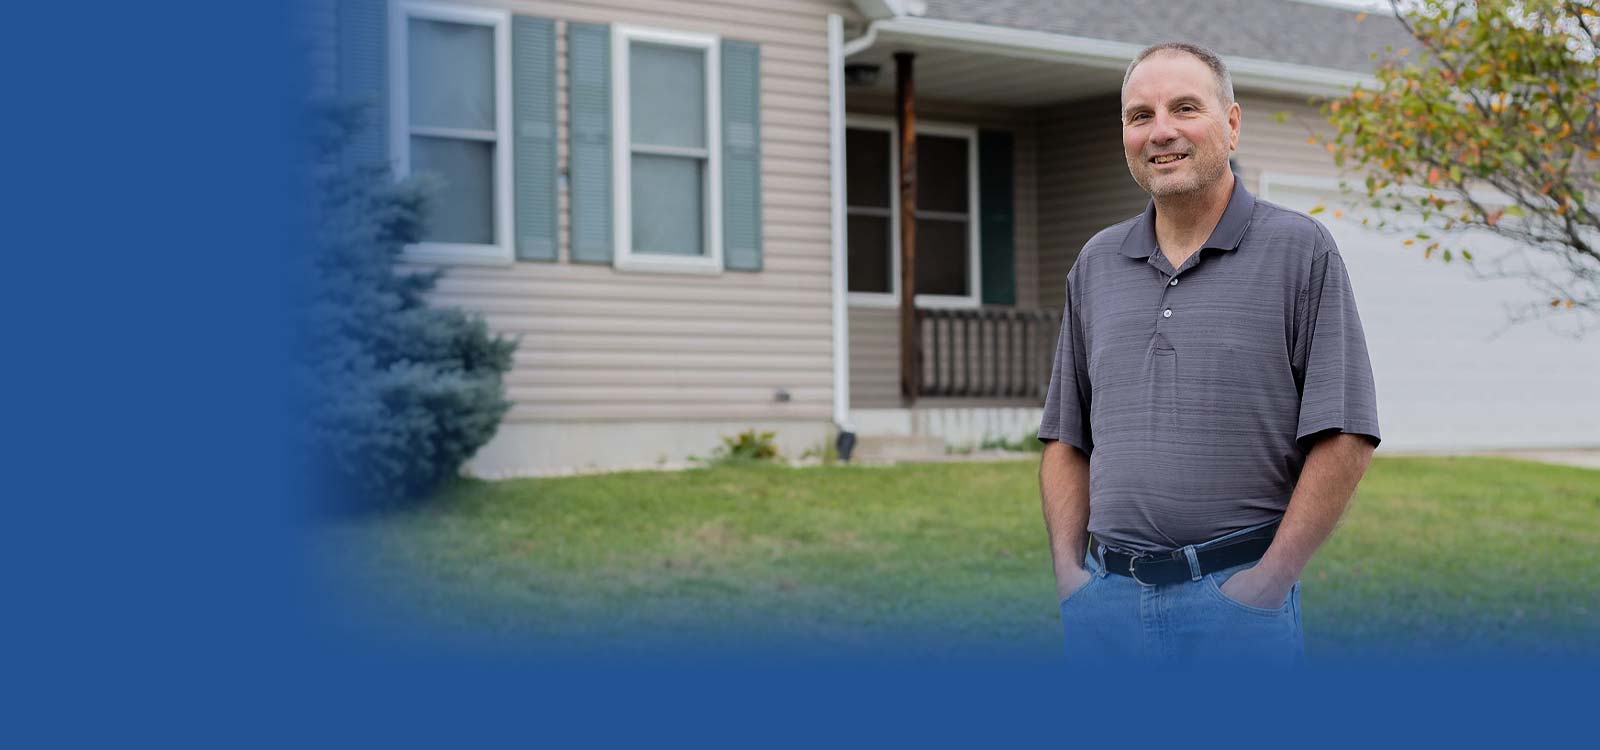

{"left": 388, "top": 1, "right": 514, "bottom": 266}
{"left": 845, "top": 115, "right": 981, "bottom": 309}
{"left": 611, "top": 24, "right": 723, "bottom": 275}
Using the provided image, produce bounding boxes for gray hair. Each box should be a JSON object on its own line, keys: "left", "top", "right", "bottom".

{"left": 1122, "top": 42, "right": 1235, "bottom": 107}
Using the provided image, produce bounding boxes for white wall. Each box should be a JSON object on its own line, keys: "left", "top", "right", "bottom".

{"left": 1265, "top": 178, "right": 1600, "bottom": 451}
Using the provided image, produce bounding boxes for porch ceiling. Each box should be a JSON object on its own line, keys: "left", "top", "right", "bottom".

{"left": 842, "top": 16, "right": 1372, "bottom": 107}
{"left": 844, "top": 35, "right": 1123, "bottom": 108}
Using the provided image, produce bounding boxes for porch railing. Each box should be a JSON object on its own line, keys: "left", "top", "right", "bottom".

{"left": 915, "top": 308, "right": 1062, "bottom": 401}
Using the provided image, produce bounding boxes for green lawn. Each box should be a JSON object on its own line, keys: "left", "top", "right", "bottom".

{"left": 312, "top": 456, "right": 1600, "bottom": 661}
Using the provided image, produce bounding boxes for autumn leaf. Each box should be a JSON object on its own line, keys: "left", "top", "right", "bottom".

{"left": 1485, "top": 208, "right": 1505, "bottom": 226}
{"left": 1309, "top": 204, "right": 1326, "bottom": 215}
{"left": 1427, "top": 167, "right": 1442, "bottom": 184}
{"left": 1355, "top": 11, "right": 1368, "bottom": 22}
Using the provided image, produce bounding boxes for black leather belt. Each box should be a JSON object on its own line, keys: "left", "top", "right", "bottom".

{"left": 1095, "top": 520, "right": 1280, "bottom": 586}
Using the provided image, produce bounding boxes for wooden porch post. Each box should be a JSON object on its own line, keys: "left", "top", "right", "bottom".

{"left": 895, "top": 51, "right": 917, "bottom": 406}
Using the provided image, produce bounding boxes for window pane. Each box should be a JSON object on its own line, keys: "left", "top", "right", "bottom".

{"left": 916, "top": 218, "right": 967, "bottom": 296}
{"left": 918, "top": 135, "right": 969, "bottom": 213}
{"left": 846, "top": 128, "right": 891, "bottom": 209}
{"left": 631, "top": 153, "right": 704, "bottom": 256}
{"left": 847, "top": 215, "right": 891, "bottom": 293}
{"left": 411, "top": 136, "right": 495, "bottom": 245}
{"left": 408, "top": 18, "right": 495, "bottom": 131}
{"left": 629, "top": 41, "right": 706, "bottom": 149}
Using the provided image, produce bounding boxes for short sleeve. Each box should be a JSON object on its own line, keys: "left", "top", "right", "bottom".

{"left": 1293, "top": 237, "right": 1381, "bottom": 450}
{"left": 1038, "top": 273, "right": 1093, "bottom": 453}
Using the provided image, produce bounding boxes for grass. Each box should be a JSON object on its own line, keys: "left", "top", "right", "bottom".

{"left": 311, "top": 456, "right": 1600, "bottom": 662}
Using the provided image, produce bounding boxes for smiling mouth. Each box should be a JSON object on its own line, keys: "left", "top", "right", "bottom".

{"left": 1150, "top": 153, "right": 1189, "bottom": 165}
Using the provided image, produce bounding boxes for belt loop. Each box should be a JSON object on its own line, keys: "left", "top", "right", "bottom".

{"left": 1182, "top": 545, "right": 1202, "bottom": 582}
{"left": 1095, "top": 543, "right": 1108, "bottom": 579}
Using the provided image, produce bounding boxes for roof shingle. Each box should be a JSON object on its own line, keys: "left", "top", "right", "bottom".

{"left": 919, "top": 0, "right": 1415, "bottom": 73}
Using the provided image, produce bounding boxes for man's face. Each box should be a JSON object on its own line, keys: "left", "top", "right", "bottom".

{"left": 1121, "top": 52, "right": 1241, "bottom": 198}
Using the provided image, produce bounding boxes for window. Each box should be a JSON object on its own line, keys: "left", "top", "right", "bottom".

{"left": 845, "top": 116, "right": 980, "bottom": 307}
{"left": 612, "top": 25, "right": 722, "bottom": 273}
{"left": 846, "top": 126, "right": 894, "bottom": 295}
{"left": 389, "top": 2, "right": 513, "bottom": 264}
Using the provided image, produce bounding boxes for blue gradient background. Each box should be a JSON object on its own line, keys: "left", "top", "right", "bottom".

{"left": 6, "top": 1, "right": 1592, "bottom": 744}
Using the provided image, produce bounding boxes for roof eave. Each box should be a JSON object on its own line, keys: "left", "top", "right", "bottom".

{"left": 850, "top": 0, "right": 921, "bottom": 21}
{"left": 853, "top": 16, "right": 1376, "bottom": 99}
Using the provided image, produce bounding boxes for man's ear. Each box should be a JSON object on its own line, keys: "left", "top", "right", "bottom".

{"left": 1228, "top": 102, "right": 1242, "bottom": 151}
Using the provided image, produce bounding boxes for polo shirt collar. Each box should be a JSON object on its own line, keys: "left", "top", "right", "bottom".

{"left": 1118, "top": 176, "right": 1257, "bottom": 258}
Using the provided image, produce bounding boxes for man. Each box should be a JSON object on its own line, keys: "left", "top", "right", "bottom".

{"left": 1038, "top": 42, "right": 1380, "bottom": 665}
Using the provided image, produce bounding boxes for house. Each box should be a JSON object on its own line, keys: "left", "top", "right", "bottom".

{"left": 301, "top": 0, "right": 1600, "bottom": 475}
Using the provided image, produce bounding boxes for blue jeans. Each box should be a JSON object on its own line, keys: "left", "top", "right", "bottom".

{"left": 1058, "top": 547, "right": 1304, "bottom": 666}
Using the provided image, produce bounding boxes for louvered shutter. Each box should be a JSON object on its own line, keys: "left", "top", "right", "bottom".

{"left": 720, "top": 40, "right": 762, "bottom": 271}
{"left": 567, "top": 23, "right": 613, "bottom": 263}
{"left": 337, "top": 0, "right": 389, "bottom": 171}
{"left": 513, "top": 16, "right": 557, "bottom": 261}
{"left": 979, "top": 130, "right": 1016, "bottom": 306}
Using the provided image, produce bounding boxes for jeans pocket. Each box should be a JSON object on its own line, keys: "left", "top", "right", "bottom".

{"left": 1203, "top": 568, "right": 1293, "bottom": 616}
{"left": 1058, "top": 573, "right": 1102, "bottom": 609}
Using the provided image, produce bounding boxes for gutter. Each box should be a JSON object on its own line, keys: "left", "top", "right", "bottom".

{"left": 848, "top": 16, "right": 1378, "bottom": 99}
{"left": 827, "top": 14, "right": 856, "bottom": 454}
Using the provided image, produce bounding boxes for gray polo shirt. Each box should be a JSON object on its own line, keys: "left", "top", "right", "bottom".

{"left": 1039, "top": 178, "right": 1380, "bottom": 555}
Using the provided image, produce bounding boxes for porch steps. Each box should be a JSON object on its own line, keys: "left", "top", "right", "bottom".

{"left": 850, "top": 434, "right": 947, "bottom": 464}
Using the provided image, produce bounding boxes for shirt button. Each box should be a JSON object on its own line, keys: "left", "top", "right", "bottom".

{"left": 1162, "top": 308, "right": 1173, "bottom": 318}
{"left": 1169, "top": 277, "right": 1179, "bottom": 286}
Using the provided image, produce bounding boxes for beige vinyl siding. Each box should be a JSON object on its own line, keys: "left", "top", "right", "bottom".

{"left": 846, "top": 311, "right": 900, "bottom": 408}
{"left": 1035, "top": 93, "right": 1149, "bottom": 312}
{"left": 314, "top": 0, "right": 862, "bottom": 425}
{"left": 843, "top": 93, "right": 1040, "bottom": 408}
{"left": 1234, "top": 93, "right": 1341, "bottom": 189}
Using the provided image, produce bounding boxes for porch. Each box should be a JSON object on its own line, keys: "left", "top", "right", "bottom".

{"left": 839, "top": 21, "right": 1143, "bottom": 426}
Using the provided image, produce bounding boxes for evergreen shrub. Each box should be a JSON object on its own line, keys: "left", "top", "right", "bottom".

{"left": 292, "top": 102, "right": 516, "bottom": 510}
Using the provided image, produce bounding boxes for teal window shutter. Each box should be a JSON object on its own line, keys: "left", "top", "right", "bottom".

{"left": 513, "top": 16, "right": 557, "bottom": 261}
{"left": 337, "top": 0, "right": 388, "bottom": 171}
{"left": 567, "top": 23, "right": 612, "bottom": 263}
{"left": 979, "top": 130, "right": 1016, "bottom": 306}
{"left": 721, "top": 40, "right": 762, "bottom": 271}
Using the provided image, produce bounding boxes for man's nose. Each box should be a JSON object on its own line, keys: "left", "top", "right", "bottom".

{"left": 1148, "top": 112, "right": 1179, "bottom": 144}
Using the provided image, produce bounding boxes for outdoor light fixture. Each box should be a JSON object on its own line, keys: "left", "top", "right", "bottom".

{"left": 844, "top": 63, "right": 880, "bottom": 86}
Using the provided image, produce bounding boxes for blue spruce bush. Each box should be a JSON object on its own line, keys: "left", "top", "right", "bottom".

{"left": 293, "top": 102, "right": 516, "bottom": 510}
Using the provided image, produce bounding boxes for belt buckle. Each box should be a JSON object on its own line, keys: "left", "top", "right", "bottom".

{"left": 1127, "top": 555, "right": 1152, "bottom": 585}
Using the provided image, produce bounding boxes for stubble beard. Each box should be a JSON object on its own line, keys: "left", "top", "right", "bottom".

{"left": 1128, "top": 149, "right": 1228, "bottom": 199}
